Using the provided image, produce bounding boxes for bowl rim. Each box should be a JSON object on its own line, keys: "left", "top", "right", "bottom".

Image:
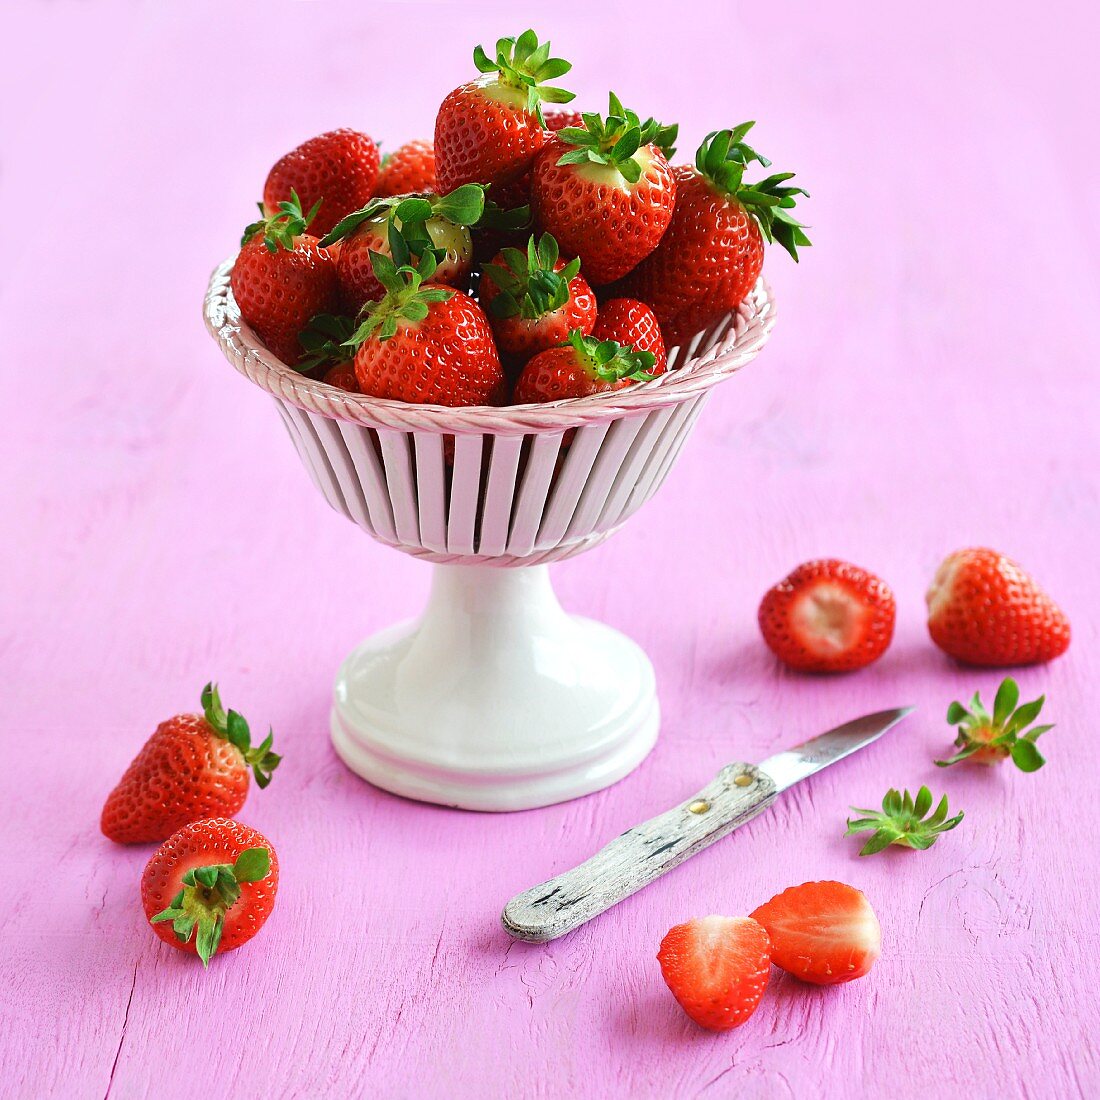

{"left": 203, "top": 257, "right": 776, "bottom": 434}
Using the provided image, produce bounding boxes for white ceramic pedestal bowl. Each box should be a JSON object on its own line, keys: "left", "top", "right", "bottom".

{"left": 204, "top": 260, "right": 775, "bottom": 810}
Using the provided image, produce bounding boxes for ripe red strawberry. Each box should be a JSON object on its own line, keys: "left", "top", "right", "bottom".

{"left": 926, "top": 548, "right": 1071, "bottom": 666}
{"left": 349, "top": 253, "right": 504, "bottom": 406}
{"left": 435, "top": 30, "right": 574, "bottom": 192}
{"left": 322, "top": 186, "right": 484, "bottom": 313}
{"left": 750, "top": 881, "right": 881, "bottom": 986}
{"left": 263, "top": 128, "right": 380, "bottom": 238}
{"left": 657, "top": 916, "right": 771, "bottom": 1031}
{"left": 230, "top": 192, "right": 339, "bottom": 365}
{"left": 623, "top": 124, "right": 809, "bottom": 344}
{"left": 531, "top": 94, "right": 678, "bottom": 285}
{"left": 375, "top": 139, "right": 437, "bottom": 197}
{"left": 323, "top": 362, "right": 359, "bottom": 392}
{"left": 142, "top": 818, "right": 279, "bottom": 967}
{"left": 591, "top": 298, "right": 667, "bottom": 374}
{"left": 101, "top": 684, "right": 280, "bottom": 845}
{"left": 479, "top": 233, "right": 596, "bottom": 359}
{"left": 513, "top": 331, "right": 656, "bottom": 404}
{"left": 543, "top": 109, "right": 584, "bottom": 133}
{"left": 758, "top": 560, "right": 896, "bottom": 673}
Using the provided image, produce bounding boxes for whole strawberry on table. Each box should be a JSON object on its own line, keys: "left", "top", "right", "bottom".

{"left": 227, "top": 29, "right": 808, "bottom": 408}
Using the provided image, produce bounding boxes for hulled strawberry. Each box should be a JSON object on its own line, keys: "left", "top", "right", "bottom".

{"left": 624, "top": 124, "right": 809, "bottom": 344}
{"left": 591, "top": 298, "right": 667, "bottom": 374}
{"left": 758, "top": 559, "right": 896, "bottom": 673}
{"left": 531, "top": 94, "right": 678, "bottom": 285}
{"left": 513, "top": 331, "right": 656, "bottom": 404}
{"left": 142, "top": 819, "right": 279, "bottom": 967}
{"left": 435, "top": 30, "right": 574, "bottom": 192}
{"left": 750, "top": 881, "right": 882, "bottom": 986}
{"left": 101, "top": 684, "right": 280, "bottom": 845}
{"left": 657, "top": 916, "right": 771, "bottom": 1031}
{"left": 926, "top": 548, "right": 1071, "bottom": 666}
{"left": 347, "top": 253, "right": 504, "bottom": 406}
{"left": 230, "top": 192, "right": 339, "bottom": 365}
{"left": 263, "top": 128, "right": 380, "bottom": 238}
{"left": 480, "top": 233, "right": 596, "bottom": 359}
{"left": 375, "top": 139, "right": 437, "bottom": 197}
{"left": 322, "top": 185, "right": 484, "bottom": 313}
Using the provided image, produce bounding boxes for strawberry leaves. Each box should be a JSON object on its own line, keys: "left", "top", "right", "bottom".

{"left": 473, "top": 29, "right": 575, "bottom": 122}
{"left": 200, "top": 683, "right": 281, "bottom": 788}
{"left": 566, "top": 330, "right": 655, "bottom": 385}
{"left": 320, "top": 184, "right": 485, "bottom": 249}
{"left": 555, "top": 92, "right": 679, "bottom": 184}
{"left": 936, "top": 678, "right": 1053, "bottom": 772}
{"left": 298, "top": 313, "right": 357, "bottom": 372}
{"left": 345, "top": 252, "right": 454, "bottom": 345}
{"left": 484, "top": 233, "right": 580, "bottom": 320}
{"left": 845, "top": 786, "right": 964, "bottom": 856}
{"left": 150, "top": 846, "right": 271, "bottom": 967}
{"left": 695, "top": 125, "right": 811, "bottom": 261}
{"left": 242, "top": 189, "right": 321, "bottom": 252}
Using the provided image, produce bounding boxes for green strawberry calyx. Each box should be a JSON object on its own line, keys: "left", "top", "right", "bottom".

{"left": 320, "top": 183, "right": 486, "bottom": 249}
{"left": 200, "top": 683, "right": 281, "bottom": 788}
{"left": 473, "top": 29, "right": 575, "bottom": 123}
{"left": 845, "top": 786, "right": 964, "bottom": 856}
{"left": 565, "top": 329, "right": 655, "bottom": 384}
{"left": 694, "top": 125, "right": 811, "bottom": 261}
{"left": 241, "top": 189, "right": 321, "bottom": 253}
{"left": 297, "top": 314, "right": 358, "bottom": 372}
{"left": 484, "top": 234, "right": 580, "bottom": 321}
{"left": 936, "top": 678, "right": 1052, "bottom": 772}
{"left": 344, "top": 252, "right": 454, "bottom": 345}
{"left": 555, "top": 92, "right": 678, "bottom": 185}
{"left": 150, "top": 846, "right": 271, "bottom": 967}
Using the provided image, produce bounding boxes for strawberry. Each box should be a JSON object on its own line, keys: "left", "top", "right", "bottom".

{"left": 479, "top": 233, "right": 596, "bottom": 359}
{"left": 543, "top": 109, "right": 585, "bottom": 133}
{"left": 375, "top": 139, "right": 437, "bottom": 197}
{"left": 347, "top": 252, "right": 504, "bottom": 406}
{"left": 530, "top": 94, "right": 678, "bottom": 285}
{"left": 142, "top": 818, "right": 278, "bottom": 967}
{"left": 926, "top": 547, "right": 1071, "bottom": 667}
{"left": 101, "top": 684, "right": 280, "bottom": 845}
{"left": 513, "top": 331, "right": 655, "bottom": 404}
{"left": 758, "top": 559, "right": 896, "bottom": 673}
{"left": 263, "top": 128, "right": 380, "bottom": 238}
{"left": 623, "top": 125, "right": 809, "bottom": 344}
{"left": 323, "top": 363, "right": 359, "bottom": 392}
{"left": 435, "top": 30, "right": 574, "bottom": 192}
{"left": 657, "top": 916, "right": 771, "bottom": 1031}
{"left": 591, "top": 298, "right": 667, "bottom": 374}
{"left": 230, "top": 192, "right": 339, "bottom": 365}
{"left": 750, "top": 881, "right": 881, "bottom": 986}
{"left": 322, "top": 185, "right": 484, "bottom": 313}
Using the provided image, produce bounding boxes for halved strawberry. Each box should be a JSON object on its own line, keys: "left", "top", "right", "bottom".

{"left": 750, "top": 881, "right": 881, "bottom": 986}
{"left": 758, "top": 559, "right": 896, "bottom": 673}
{"left": 657, "top": 916, "right": 771, "bottom": 1031}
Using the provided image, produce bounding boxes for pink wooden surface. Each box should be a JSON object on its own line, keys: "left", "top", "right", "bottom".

{"left": 2, "top": 2, "right": 1097, "bottom": 1097}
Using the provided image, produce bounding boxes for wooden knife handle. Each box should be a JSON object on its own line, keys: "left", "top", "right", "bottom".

{"left": 501, "top": 763, "right": 778, "bottom": 943}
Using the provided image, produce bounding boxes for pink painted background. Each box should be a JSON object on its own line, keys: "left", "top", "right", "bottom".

{"left": 2, "top": 2, "right": 1097, "bottom": 1097}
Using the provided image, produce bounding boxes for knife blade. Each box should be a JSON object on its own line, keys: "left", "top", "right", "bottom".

{"left": 501, "top": 706, "right": 914, "bottom": 943}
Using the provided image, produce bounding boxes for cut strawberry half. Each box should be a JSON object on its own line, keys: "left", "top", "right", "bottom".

{"left": 750, "top": 881, "right": 881, "bottom": 985}
{"left": 758, "top": 559, "right": 896, "bottom": 673}
{"left": 656, "top": 915, "right": 771, "bottom": 1031}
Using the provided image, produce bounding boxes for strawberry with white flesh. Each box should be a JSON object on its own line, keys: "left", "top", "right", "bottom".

{"left": 345, "top": 252, "right": 504, "bottom": 406}
{"left": 758, "top": 559, "right": 896, "bottom": 673}
{"left": 479, "top": 233, "right": 597, "bottom": 359}
{"left": 751, "top": 881, "right": 881, "bottom": 986}
{"left": 591, "top": 298, "right": 667, "bottom": 374}
{"left": 375, "top": 139, "right": 437, "bottom": 197}
{"left": 230, "top": 191, "right": 339, "bottom": 365}
{"left": 936, "top": 677, "right": 1053, "bottom": 771}
{"left": 624, "top": 124, "right": 809, "bottom": 344}
{"left": 263, "top": 129, "right": 380, "bottom": 239}
{"left": 531, "top": 93, "right": 678, "bottom": 285}
{"left": 143, "top": 818, "right": 279, "bottom": 967}
{"left": 513, "top": 330, "right": 655, "bottom": 404}
{"left": 435, "top": 30, "right": 574, "bottom": 192}
{"left": 321, "top": 185, "right": 484, "bottom": 313}
{"left": 926, "top": 547, "right": 1071, "bottom": 667}
{"left": 657, "top": 916, "right": 771, "bottom": 1031}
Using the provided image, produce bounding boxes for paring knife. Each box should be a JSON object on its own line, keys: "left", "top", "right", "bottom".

{"left": 501, "top": 706, "right": 914, "bottom": 943}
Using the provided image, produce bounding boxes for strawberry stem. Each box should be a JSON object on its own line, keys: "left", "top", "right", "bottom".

{"left": 241, "top": 189, "right": 321, "bottom": 253}
{"left": 565, "top": 330, "right": 655, "bottom": 384}
{"left": 344, "top": 252, "right": 454, "bottom": 345}
{"left": 845, "top": 786, "right": 964, "bottom": 856}
{"left": 484, "top": 233, "right": 580, "bottom": 320}
{"left": 472, "top": 30, "right": 575, "bottom": 123}
{"left": 936, "top": 678, "right": 1052, "bottom": 771}
{"left": 200, "top": 683, "right": 281, "bottom": 788}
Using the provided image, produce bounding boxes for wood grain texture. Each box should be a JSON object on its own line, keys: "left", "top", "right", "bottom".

{"left": 2, "top": 2, "right": 1098, "bottom": 1098}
